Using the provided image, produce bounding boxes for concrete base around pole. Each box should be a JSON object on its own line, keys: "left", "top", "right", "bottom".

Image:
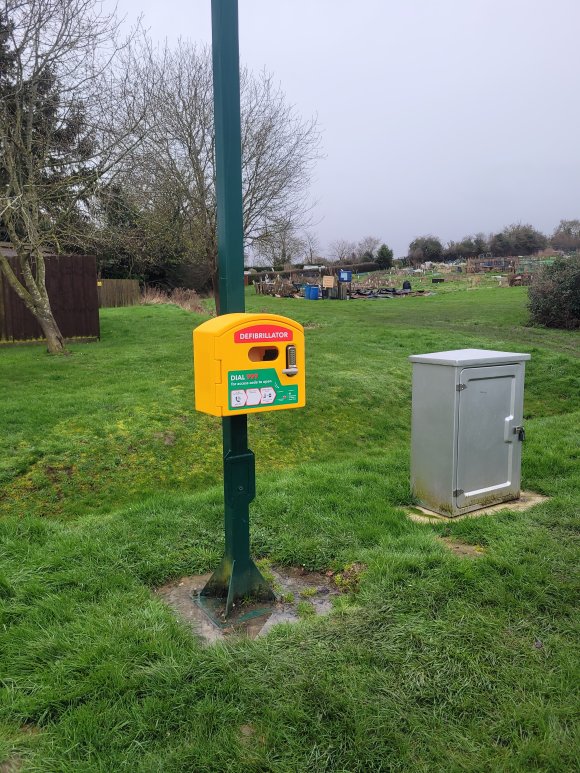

{"left": 200, "top": 555, "right": 276, "bottom": 618}
{"left": 154, "top": 567, "right": 340, "bottom": 646}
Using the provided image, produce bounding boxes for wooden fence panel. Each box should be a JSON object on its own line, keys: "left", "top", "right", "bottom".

{"left": 0, "top": 254, "right": 100, "bottom": 343}
{"left": 97, "top": 279, "right": 141, "bottom": 308}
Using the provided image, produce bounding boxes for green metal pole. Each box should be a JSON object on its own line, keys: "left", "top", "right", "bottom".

{"left": 200, "top": 0, "right": 274, "bottom": 617}
{"left": 211, "top": 0, "right": 245, "bottom": 314}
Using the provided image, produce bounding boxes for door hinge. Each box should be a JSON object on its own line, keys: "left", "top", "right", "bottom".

{"left": 453, "top": 489, "right": 464, "bottom": 497}
{"left": 456, "top": 383, "right": 467, "bottom": 391}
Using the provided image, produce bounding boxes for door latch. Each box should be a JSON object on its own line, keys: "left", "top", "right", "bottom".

{"left": 514, "top": 426, "right": 526, "bottom": 441}
{"left": 282, "top": 344, "right": 298, "bottom": 376}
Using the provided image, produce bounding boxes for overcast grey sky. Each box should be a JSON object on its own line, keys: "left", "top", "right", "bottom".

{"left": 113, "top": 0, "right": 580, "bottom": 257}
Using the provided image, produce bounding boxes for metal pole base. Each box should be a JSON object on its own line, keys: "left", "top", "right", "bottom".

{"left": 200, "top": 555, "right": 276, "bottom": 618}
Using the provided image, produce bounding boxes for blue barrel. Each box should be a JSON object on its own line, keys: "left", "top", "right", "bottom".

{"left": 310, "top": 285, "right": 319, "bottom": 300}
{"left": 304, "top": 285, "right": 312, "bottom": 299}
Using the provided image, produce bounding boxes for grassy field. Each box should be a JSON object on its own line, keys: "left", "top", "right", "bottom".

{"left": 0, "top": 285, "right": 578, "bottom": 771}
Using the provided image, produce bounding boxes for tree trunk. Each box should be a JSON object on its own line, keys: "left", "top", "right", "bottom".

{"left": 37, "top": 311, "right": 67, "bottom": 354}
{"left": 0, "top": 253, "right": 68, "bottom": 354}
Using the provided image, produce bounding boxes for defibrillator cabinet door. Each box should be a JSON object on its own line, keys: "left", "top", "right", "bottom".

{"left": 455, "top": 364, "right": 522, "bottom": 510}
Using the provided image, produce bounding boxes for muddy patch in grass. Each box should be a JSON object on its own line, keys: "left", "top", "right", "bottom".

{"left": 438, "top": 536, "right": 485, "bottom": 558}
{"left": 0, "top": 758, "right": 23, "bottom": 773}
{"left": 0, "top": 724, "right": 40, "bottom": 772}
{"left": 153, "top": 431, "right": 176, "bottom": 446}
{"left": 239, "top": 723, "right": 265, "bottom": 746}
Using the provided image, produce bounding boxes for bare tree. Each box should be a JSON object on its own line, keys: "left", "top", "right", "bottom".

{"left": 356, "top": 236, "right": 381, "bottom": 262}
{"left": 303, "top": 230, "right": 320, "bottom": 262}
{"left": 252, "top": 218, "right": 306, "bottom": 267}
{"left": 115, "top": 42, "right": 321, "bottom": 307}
{"left": 329, "top": 239, "right": 357, "bottom": 264}
{"left": 0, "top": 0, "right": 148, "bottom": 353}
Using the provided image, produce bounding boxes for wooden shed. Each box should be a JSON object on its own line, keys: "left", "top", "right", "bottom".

{"left": 0, "top": 245, "right": 100, "bottom": 344}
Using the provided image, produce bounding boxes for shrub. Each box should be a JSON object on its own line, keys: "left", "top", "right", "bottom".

{"left": 528, "top": 257, "right": 580, "bottom": 329}
{"left": 141, "top": 287, "right": 205, "bottom": 314}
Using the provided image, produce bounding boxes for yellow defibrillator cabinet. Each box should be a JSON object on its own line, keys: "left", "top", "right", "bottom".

{"left": 194, "top": 313, "right": 306, "bottom": 416}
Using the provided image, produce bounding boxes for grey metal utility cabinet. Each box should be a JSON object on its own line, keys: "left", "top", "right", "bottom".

{"left": 409, "top": 349, "right": 531, "bottom": 516}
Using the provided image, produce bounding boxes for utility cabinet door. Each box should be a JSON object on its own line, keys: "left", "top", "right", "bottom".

{"left": 455, "top": 364, "right": 522, "bottom": 509}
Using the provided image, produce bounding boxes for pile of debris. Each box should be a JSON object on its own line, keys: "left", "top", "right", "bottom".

{"left": 508, "top": 273, "right": 533, "bottom": 287}
{"left": 350, "top": 287, "right": 429, "bottom": 299}
{"left": 352, "top": 272, "right": 394, "bottom": 290}
{"left": 254, "top": 278, "right": 300, "bottom": 298}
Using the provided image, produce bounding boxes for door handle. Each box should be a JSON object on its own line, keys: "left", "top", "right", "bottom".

{"left": 504, "top": 415, "right": 515, "bottom": 442}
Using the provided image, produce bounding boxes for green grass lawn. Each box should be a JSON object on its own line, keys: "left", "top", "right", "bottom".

{"left": 0, "top": 286, "right": 578, "bottom": 771}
